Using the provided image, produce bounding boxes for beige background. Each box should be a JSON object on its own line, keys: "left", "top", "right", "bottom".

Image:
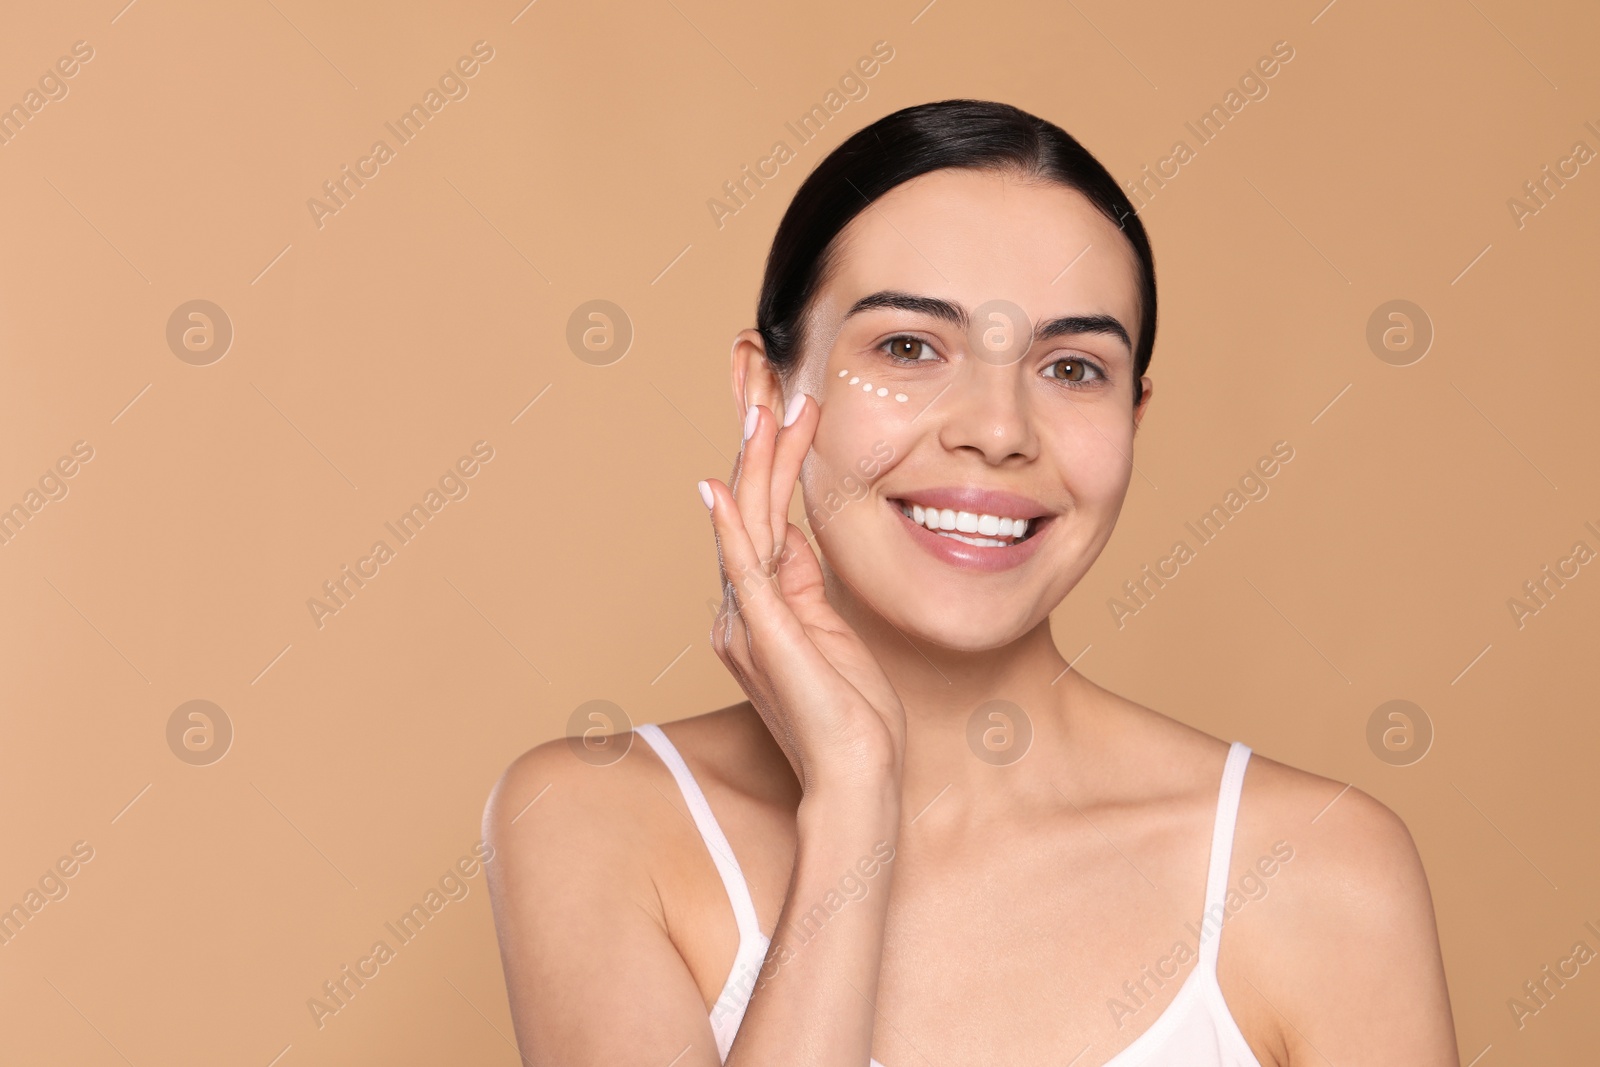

{"left": 1, "top": 0, "right": 1596, "bottom": 1063}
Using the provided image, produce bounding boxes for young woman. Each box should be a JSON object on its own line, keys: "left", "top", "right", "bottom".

{"left": 484, "top": 100, "right": 1458, "bottom": 1066}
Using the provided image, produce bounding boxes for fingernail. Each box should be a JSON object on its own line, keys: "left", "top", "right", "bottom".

{"left": 743, "top": 405, "right": 760, "bottom": 441}
{"left": 782, "top": 393, "right": 809, "bottom": 428}
{"left": 697, "top": 480, "right": 714, "bottom": 510}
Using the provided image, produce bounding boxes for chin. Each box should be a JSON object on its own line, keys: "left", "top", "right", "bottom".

{"left": 834, "top": 566, "right": 1049, "bottom": 652}
{"left": 813, "top": 492, "right": 1073, "bottom": 653}
{"left": 904, "top": 607, "right": 1046, "bottom": 653}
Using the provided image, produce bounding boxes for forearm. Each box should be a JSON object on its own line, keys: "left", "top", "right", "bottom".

{"left": 724, "top": 783, "right": 901, "bottom": 1067}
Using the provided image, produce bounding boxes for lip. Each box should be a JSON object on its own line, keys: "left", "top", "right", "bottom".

{"left": 887, "top": 496, "right": 1053, "bottom": 573}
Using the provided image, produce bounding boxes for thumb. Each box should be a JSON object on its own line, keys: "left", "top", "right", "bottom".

{"left": 774, "top": 523, "right": 833, "bottom": 616}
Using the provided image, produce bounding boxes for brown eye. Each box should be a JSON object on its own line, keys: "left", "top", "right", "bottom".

{"left": 882, "top": 335, "right": 937, "bottom": 361}
{"left": 1043, "top": 357, "right": 1098, "bottom": 382}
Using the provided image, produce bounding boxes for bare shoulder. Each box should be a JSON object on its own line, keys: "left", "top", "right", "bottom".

{"left": 1233, "top": 749, "right": 1432, "bottom": 921}
{"left": 1224, "top": 749, "right": 1457, "bottom": 1065}
{"left": 482, "top": 723, "right": 670, "bottom": 902}
{"left": 481, "top": 701, "right": 792, "bottom": 910}
{"left": 1227, "top": 750, "right": 1441, "bottom": 970}
{"left": 481, "top": 708, "right": 793, "bottom": 1063}
{"left": 1087, "top": 682, "right": 1455, "bottom": 1063}
{"left": 1087, "top": 678, "right": 1426, "bottom": 884}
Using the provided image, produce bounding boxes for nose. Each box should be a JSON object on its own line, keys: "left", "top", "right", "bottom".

{"left": 934, "top": 361, "right": 1040, "bottom": 465}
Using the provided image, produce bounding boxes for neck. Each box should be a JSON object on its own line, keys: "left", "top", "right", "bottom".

{"left": 827, "top": 572, "right": 1095, "bottom": 803}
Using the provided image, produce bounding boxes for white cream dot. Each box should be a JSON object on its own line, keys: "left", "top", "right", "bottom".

{"left": 862, "top": 382, "right": 872, "bottom": 392}
{"left": 895, "top": 393, "right": 908, "bottom": 403}
{"left": 838, "top": 369, "right": 849, "bottom": 377}
{"left": 877, "top": 387, "right": 888, "bottom": 397}
{"left": 849, "top": 376, "right": 859, "bottom": 384}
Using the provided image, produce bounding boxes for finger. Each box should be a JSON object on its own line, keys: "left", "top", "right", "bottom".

{"left": 706, "top": 499, "right": 860, "bottom": 722}
{"left": 705, "top": 483, "right": 854, "bottom": 701}
{"left": 768, "top": 393, "right": 816, "bottom": 558}
{"left": 709, "top": 570, "right": 754, "bottom": 673}
{"left": 710, "top": 596, "right": 754, "bottom": 678}
{"left": 701, "top": 477, "right": 786, "bottom": 634}
{"left": 731, "top": 404, "right": 776, "bottom": 570}
{"left": 715, "top": 577, "right": 756, "bottom": 672}
{"left": 710, "top": 580, "right": 734, "bottom": 656}
{"left": 773, "top": 522, "right": 841, "bottom": 626}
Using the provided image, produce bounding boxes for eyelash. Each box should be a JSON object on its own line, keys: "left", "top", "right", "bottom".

{"left": 877, "top": 333, "right": 1108, "bottom": 389}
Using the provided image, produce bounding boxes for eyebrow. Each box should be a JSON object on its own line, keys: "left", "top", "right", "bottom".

{"left": 842, "top": 289, "right": 1133, "bottom": 355}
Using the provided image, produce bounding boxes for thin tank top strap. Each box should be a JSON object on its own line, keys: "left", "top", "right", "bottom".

{"left": 635, "top": 724, "right": 764, "bottom": 944}
{"left": 1198, "top": 740, "right": 1253, "bottom": 971}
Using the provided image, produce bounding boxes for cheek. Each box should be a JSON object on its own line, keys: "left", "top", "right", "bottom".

{"left": 802, "top": 417, "right": 881, "bottom": 509}
{"left": 1046, "top": 409, "right": 1136, "bottom": 502}
{"left": 804, "top": 366, "right": 921, "bottom": 485}
{"left": 827, "top": 364, "right": 914, "bottom": 406}
{"left": 820, "top": 363, "right": 924, "bottom": 441}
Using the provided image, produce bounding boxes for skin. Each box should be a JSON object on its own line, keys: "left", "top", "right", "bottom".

{"left": 483, "top": 168, "right": 1459, "bottom": 1066}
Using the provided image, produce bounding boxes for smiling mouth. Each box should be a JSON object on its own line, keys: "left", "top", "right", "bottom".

{"left": 891, "top": 499, "right": 1043, "bottom": 548}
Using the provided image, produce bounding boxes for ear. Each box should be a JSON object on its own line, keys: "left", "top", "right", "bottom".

{"left": 730, "top": 327, "right": 789, "bottom": 425}
{"left": 1132, "top": 375, "right": 1154, "bottom": 432}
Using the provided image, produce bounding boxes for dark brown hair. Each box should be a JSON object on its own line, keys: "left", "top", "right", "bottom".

{"left": 756, "top": 98, "right": 1157, "bottom": 402}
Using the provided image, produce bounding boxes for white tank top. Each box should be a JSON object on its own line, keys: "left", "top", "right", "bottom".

{"left": 637, "top": 724, "right": 1263, "bottom": 1066}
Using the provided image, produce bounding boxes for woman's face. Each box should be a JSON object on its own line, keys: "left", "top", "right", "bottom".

{"left": 787, "top": 167, "right": 1150, "bottom": 651}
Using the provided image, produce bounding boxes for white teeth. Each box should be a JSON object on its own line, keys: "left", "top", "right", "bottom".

{"left": 896, "top": 499, "right": 1040, "bottom": 546}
